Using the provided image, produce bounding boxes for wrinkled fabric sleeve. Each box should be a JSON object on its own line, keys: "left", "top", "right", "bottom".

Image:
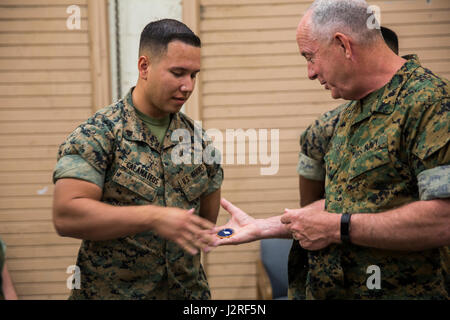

{"left": 53, "top": 114, "right": 115, "bottom": 186}
{"left": 53, "top": 155, "right": 105, "bottom": 188}
{"left": 297, "top": 152, "right": 325, "bottom": 181}
{"left": 409, "top": 98, "right": 450, "bottom": 200}
{"left": 297, "top": 104, "right": 345, "bottom": 180}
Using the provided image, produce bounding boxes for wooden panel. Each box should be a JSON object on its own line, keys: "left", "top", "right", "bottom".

{"left": 0, "top": 1, "right": 108, "bottom": 300}
{"left": 0, "top": 172, "right": 53, "bottom": 185}
{"left": 7, "top": 245, "right": 79, "bottom": 259}
{"left": 0, "top": 83, "right": 91, "bottom": 96}
{"left": 201, "top": 11, "right": 450, "bottom": 31}
{"left": 0, "top": 32, "right": 89, "bottom": 45}
{"left": 0, "top": 146, "right": 59, "bottom": 159}
{"left": 1, "top": 233, "right": 79, "bottom": 246}
{"left": 0, "top": 122, "right": 83, "bottom": 135}
{"left": 0, "top": 45, "right": 89, "bottom": 58}
{"left": 0, "top": 58, "right": 90, "bottom": 71}
{"left": 201, "top": 0, "right": 306, "bottom": 5}
{"left": 201, "top": 0, "right": 450, "bottom": 300}
{"left": 0, "top": 96, "right": 91, "bottom": 108}
{"left": 0, "top": 184, "right": 54, "bottom": 197}
{"left": 0, "top": 7, "right": 88, "bottom": 19}
{"left": 0, "top": 71, "right": 91, "bottom": 84}
{"left": 7, "top": 257, "right": 77, "bottom": 271}
{"left": 0, "top": 134, "right": 71, "bottom": 146}
{"left": 0, "top": 19, "right": 88, "bottom": 32}
{"left": 0, "top": 0, "right": 87, "bottom": 5}
{"left": 203, "top": 102, "right": 339, "bottom": 119}
{"left": 0, "top": 209, "right": 53, "bottom": 222}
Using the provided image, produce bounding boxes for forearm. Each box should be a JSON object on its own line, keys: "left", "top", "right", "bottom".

{"left": 54, "top": 198, "right": 160, "bottom": 241}
{"left": 257, "top": 215, "right": 292, "bottom": 239}
{"left": 349, "top": 199, "right": 450, "bottom": 251}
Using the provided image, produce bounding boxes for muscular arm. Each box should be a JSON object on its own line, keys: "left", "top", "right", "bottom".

{"left": 53, "top": 178, "right": 215, "bottom": 254}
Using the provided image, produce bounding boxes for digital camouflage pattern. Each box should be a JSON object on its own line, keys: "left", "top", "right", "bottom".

{"left": 297, "top": 103, "right": 347, "bottom": 181}
{"left": 296, "top": 56, "right": 421, "bottom": 182}
{"left": 54, "top": 88, "right": 223, "bottom": 299}
{"left": 290, "top": 56, "right": 449, "bottom": 299}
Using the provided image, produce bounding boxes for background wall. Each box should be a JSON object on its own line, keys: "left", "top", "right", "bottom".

{"left": 108, "top": 0, "right": 182, "bottom": 101}
{"left": 198, "top": 0, "right": 450, "bottom": 299}
{"left": 0, "top": 0, "right": 93, "bottom": 299}
{"left": 0, "top": 0, "right": 448, "bottom": 300}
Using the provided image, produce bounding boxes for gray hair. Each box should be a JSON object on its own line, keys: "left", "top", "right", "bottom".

{"left": 308, "top": 0, "right": 382, "bottom": 45}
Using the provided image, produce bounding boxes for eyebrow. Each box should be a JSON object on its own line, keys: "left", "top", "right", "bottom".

{"left": 170, "top": 67, "right": 200, "bottom": 73}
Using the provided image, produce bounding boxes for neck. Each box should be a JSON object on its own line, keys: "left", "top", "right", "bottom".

{"left": 350, "top": 42, "right": 406, "bottom": 100}
{"left": 132, "top": 82, "right": 168, "bottom": 119}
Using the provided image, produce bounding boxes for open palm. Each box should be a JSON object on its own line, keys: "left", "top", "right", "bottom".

{"left": 211, "top": 198, "right": 261, "bottom": 246}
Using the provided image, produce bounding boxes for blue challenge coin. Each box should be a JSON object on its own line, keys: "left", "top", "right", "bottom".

{"left": 217, "top": 228, "right": 234, "bottom": 238}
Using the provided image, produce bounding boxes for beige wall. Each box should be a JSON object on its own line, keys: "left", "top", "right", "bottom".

{"left": 0, "top": 0, "right": 109, "bottom": 299}
{"left": 197, "top": 0, "right": 450, "bottom": 299}
{"left": 0, "top": 0, "right": 449, "bottom": 300}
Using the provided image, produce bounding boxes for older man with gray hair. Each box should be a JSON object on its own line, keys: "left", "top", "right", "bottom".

{"left": 213, "top": 0, "right": 449, "bottom": 299}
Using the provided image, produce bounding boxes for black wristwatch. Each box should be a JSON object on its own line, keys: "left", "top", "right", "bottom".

{"left": 340, "top": 213, "right": 352, "bottom": 244}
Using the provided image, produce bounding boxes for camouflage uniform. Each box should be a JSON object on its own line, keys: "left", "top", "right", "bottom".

{"left": 53, "top": 88, "right": 223, "bottom": 299}
{"left": 291, "top": 56, "right": 449, "bottom": 299}
{"left": 296, "top": 103, "right": 347, "bottom": 180}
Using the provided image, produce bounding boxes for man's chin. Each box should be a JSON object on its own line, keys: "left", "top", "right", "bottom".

{"left": 330, "top": 88, "right": 342, "bottom": 100}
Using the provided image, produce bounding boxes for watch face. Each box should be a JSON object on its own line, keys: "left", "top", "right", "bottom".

{"left": 216, "top": 228, "right": 234, "bottom": 238}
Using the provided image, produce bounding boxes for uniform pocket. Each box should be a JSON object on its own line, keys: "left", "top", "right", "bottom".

{"left": 349, "top": 136, "right": 391, "bottom": 181}
{"left": 112, "top": 167, "right": 157, "bottom": 202}
{"left": 176, "top": 164, "right": 209, "bottom": 202}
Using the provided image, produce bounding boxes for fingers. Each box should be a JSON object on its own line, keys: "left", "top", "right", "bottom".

{"left": 180, "top": 209, "right": 217, "bottom": 255}
{"left": 220, "top": 198, "right": 241, "bottom": 216}
{"left": 280, "top": 209, "right": 294, "bottom": 225}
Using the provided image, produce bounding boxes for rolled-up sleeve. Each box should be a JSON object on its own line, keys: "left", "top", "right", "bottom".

{"left": 297, "top": 152, "right": 325, "bottom": 181}
{"left": 417, "top": 165, "right": 450, "bottom": 200}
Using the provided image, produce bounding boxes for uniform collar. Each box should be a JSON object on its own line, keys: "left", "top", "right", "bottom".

{"left": 121, "top": 87, "right": 185, "bottom": 152}
{"left": 351, "top": 54, "right": 421, "bottom": 126}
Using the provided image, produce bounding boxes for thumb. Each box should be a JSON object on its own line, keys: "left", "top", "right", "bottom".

{"left": 220, "top": 198, "right": 239, "bottom": 215}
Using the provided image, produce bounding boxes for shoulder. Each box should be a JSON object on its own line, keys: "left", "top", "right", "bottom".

{"left": 400, "top": 66, "right": 449, "bottom": 106}
{"left": 319, "top": 102, "right": 349, "bottom": 123}
{"left": 84, "top": 100, "right": 126, "bottom": 131}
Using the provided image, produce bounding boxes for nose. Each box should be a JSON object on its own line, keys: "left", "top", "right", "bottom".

{"left": 180, "top": 76, "right": 195, "bottom": 93}
{"left": 307, "top": 62, "right": 317, "bottom": 80}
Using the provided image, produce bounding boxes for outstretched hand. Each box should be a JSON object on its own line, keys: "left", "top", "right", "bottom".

{"left": 208, "top": 198, "right": 261, "bottom": 248}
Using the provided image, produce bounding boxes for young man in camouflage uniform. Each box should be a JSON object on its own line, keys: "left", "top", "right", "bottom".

{"left": 213, "top": 0, "right": 449, "bottom": 299}
{"left": 53, "top": 19, "right": 223, "bottom": 299}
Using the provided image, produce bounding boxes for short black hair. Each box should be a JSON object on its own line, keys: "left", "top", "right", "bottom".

{"left": 380, "top": 26, "right": 399, "bottom": 55}
{"left": 139, "top": 19, "right": 201, "bottom": 58}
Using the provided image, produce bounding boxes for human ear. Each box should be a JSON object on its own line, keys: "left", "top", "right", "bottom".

{"left": 334, "top": 32, "right": 352, "bottom": 59}
{"left": 137, "top": 55, "right": 150, "bottom": 80}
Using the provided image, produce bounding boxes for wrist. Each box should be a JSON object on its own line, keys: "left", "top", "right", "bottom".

{"left": 330, "top": 213, "right": 342, "bottom": 244}
{"left": 340, "top": 213, "right": 352, "bottom": 244}
{"left": 144, "top": 204, "right": 164, "bottom": 230}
